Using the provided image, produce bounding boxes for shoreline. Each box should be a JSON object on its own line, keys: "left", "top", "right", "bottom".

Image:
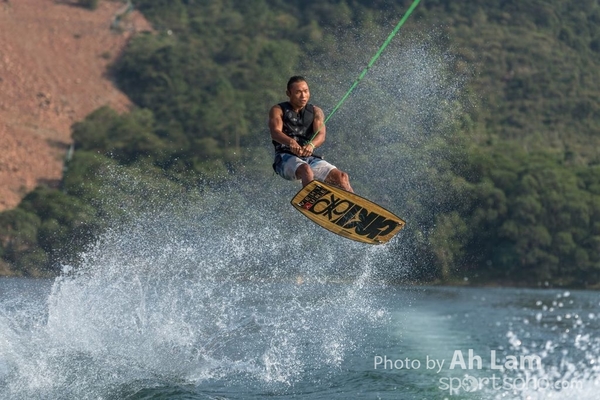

{"left": 1, "top": 271, "right": 598, "bottom": 291}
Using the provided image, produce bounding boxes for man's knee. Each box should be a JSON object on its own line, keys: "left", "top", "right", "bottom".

{"left": 339, "top": 170, "right": 350, "bottom": 182}
{"left": 325, "top": 168, "right": 353, "bottom": 192}
{"left": 296, "top": 164, "right": 313, "bottom": 179}
{"left": 328, "top": 168, "right": 348, "bottom": 182}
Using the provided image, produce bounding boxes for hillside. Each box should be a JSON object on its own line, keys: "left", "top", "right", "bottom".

{"left": 0, "top": 0, "right": 151, "bottom": 211}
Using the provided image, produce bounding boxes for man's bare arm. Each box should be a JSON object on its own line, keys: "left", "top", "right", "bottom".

{"left": 311, "top": 106, "right": 326, "bottom": 148}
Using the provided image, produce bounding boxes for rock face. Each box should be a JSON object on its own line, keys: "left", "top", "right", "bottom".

{"left": 0, "top": 0, "right": 151, "bottom": 210}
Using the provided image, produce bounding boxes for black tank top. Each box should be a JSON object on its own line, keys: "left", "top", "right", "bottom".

{"left": 272, "top": 102, "right": 315, "bottom": 155}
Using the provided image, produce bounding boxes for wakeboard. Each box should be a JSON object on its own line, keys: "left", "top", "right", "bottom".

{"left": 291, "top": 180, "right": 405, "bottom": 244}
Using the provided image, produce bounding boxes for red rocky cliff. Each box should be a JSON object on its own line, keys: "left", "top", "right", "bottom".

{"left": 0, "top": 0, "right": 151, "bottom": 210}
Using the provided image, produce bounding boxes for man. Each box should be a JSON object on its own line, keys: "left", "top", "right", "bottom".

{"left": 269, "top": 76, "right": 353, "bottom": 192}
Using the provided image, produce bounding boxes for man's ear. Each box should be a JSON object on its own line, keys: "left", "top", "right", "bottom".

{"left": 286, "top": 90, "right": 290, "bottom": 97}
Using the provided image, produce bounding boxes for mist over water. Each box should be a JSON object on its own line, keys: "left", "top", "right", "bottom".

{"left": 308, "top": 28, "right": 468, "bottom": 156}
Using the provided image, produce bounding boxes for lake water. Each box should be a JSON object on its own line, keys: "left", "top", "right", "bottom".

{"left": 1, "top": 276, "right": 598, "bottom": 399}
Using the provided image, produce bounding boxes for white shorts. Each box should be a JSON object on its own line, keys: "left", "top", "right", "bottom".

{"left": 273, "top": 153, "right": 336, "bottom": 182}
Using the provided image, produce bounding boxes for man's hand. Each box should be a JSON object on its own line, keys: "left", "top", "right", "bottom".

{"left": 289, "top": 139, "right": 314, "bottom": 157}
{"left": 299, "top": 142, "right": 314, "bottom": 157}
{"left": 289, "top": 139, "right": 303, "bottom": 156}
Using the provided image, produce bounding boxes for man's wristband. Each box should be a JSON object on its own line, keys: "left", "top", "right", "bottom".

{"left": 308, "top": 142, "right": 315, "bottom": 149}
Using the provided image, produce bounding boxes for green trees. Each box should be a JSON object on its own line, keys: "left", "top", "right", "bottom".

{"left": 0, "top": 188, "right": 97, "bottom": 276}
{"left": 112, "top": 0, "right": 302, "bottom": 159}
{"left": 435, "top": 147, "right": 600, "bottom": 286}
{"left": 72, "top": 107, "right": 165, "bottom": 164}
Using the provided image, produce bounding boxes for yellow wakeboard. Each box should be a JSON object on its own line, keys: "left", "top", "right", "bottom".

{"left": 291, "top": 180, "right": 405, "bottom": 244}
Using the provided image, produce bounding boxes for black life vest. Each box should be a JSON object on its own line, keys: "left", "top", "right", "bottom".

{"left": 273, "top": 102, "right": 315, "bottom": 155}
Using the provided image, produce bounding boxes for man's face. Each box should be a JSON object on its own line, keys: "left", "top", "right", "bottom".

{"left": 287, "top": 81, "right": 310, "bottom": 109}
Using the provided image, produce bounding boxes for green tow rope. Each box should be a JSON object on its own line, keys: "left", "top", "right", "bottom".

{"left": 309, "top": 0, "right": 422, "bottom": 143}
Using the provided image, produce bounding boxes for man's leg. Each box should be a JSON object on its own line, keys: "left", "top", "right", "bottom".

{"left": 325, "top": 168, "right": 353, "bottom": 193}
{"left": 295, "top": 163, "right": 314, "bottom": 187}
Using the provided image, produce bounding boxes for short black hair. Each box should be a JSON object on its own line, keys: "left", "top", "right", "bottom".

{"left": 287, "top": 76, "right": 307, "bottom": 91}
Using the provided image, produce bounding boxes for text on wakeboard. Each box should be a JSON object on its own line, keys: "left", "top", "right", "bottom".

{"left": 297, "top": 185, "right": 399, "bottom": 240}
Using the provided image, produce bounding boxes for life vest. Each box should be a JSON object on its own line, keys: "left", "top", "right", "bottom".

{"left": 273, "top": 101, "right": 315, "bottom": 155}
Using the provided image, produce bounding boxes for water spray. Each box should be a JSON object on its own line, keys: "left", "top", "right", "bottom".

{"left": 309, "top": 0, "right": 422, "bottom": 143}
